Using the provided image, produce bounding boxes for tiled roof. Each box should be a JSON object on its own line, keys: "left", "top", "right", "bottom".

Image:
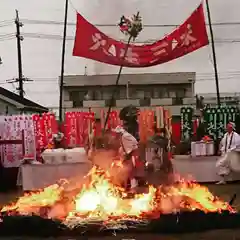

{"left": 0, "top": 87, "right": 48, "bottom": 112}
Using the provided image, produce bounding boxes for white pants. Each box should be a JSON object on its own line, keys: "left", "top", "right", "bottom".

{"left": 216, "top": 151, "right": 240, "bottom": 176}
{"left": 216, "top": 153, "right": 231, "bottom": 176}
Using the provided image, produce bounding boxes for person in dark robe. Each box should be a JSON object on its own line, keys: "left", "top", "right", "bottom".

{"left": 52, "top": 126, "right": 64, "bottom": 149}
{"left": 194, "top": 110, "right": 207, "bottom": 141}
{"left": 150, "top": 127, "right": 173, "bottom": 174}
{"left": 119, "top": 105, "right": 139, "bottom": 141}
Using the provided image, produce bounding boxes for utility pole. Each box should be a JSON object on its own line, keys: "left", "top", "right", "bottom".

{"left": 13, "top": 10, "right": 32, "bottom": 98}
{"left": 205, "top": 0, "right": 221, "bottom": 106}
{"left": 59, "top": 0, "right": 69, "bottom": 122}
{"left": 15, "top": 10, "right": 24, "bottom": 98}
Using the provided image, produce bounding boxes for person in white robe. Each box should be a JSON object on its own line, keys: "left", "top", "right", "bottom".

{"left": 113, "top": 125, "right": 143, "bottom": 190}
{"left": 216, "top": 122, "right": 240, "bottom": 184}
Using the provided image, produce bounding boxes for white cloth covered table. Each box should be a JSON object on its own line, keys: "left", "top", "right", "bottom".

{"left": 172, "top": 155, "right": 240, "bottom": 182}
{"left": 146, "top": 146, "right": 240, "bottom": 182}
{"left": 41, "top": 148, "right": 88, "bottom": 164}
{"left": 18, "top": 162, "right": 92, "bottom": 191}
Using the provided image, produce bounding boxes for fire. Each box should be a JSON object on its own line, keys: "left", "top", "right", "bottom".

{"left": 67, "top": 167, "right": 157, "bottom": 221}
{"left": 1, "top": 184, "right": 63, "bottom": 214}
{"left": 0, "top": 165, "right": 234, "bottom": 225}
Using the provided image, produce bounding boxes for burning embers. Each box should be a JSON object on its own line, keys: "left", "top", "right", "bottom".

{"left": 1, "top": 166, "right": 234, "bottom": 226}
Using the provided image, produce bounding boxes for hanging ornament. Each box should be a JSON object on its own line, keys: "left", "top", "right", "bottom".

{"left": 118, "top": 12, "right": 143, "bottom": 40}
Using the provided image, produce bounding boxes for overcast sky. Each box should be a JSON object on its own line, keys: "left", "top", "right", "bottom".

{"left": 0, "top": 0, "right": 240, "bottom": 109}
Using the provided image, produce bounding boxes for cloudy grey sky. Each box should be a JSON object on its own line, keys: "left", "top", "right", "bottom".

{"left": 0, "top": 0, "right": 240, "bottom": 110}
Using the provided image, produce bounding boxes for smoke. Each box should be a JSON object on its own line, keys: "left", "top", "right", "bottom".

{"left": 91, "top": 149, "right": 130, "bottom": 186}
{"left": 91, "top": 149, "right": 116, "bottom": 170}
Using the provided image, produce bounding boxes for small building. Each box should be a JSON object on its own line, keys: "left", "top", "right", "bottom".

{"left": 201, "top": 92, "right": 240, "bottom": 106}
{"left": 62, "top": 72, "right": 196, "bottom": 117}
{"left": 0, "top": 87, "right": 48, "bottom": 115}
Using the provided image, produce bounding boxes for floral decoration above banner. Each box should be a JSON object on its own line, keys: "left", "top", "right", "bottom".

{"left": 73, "top": 3, "right": 209, "bottom": 68}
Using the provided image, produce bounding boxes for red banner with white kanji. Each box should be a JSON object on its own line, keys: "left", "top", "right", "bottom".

{"left": 100, "top": 110, "right": 122, "bottom": 130}
{"left": 73, "top": 3, "right": 208, "bottom": 67}
{"left": 32, "top": 113, "right": 58, "bottom": 160}
{"left": 65, "top": 112, "right": 95, "bottom": 147}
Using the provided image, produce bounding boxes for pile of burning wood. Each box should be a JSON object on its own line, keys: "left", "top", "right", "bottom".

{"left": 0, "top": 166, "right": 239, "bottom": 237}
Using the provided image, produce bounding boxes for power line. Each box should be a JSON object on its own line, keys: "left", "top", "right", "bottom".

{"left": 0, "top": 19, "right": 14, "bottom": 27}
{"left": 21, "top": 18, "right": 240, "bottom": 27}
{"left": 0, "top": 33, "right": 16, "bottom": 42}
{"left": 2, "top": 31, "right": 240, "bottom": 44}
{"left": 20, "top": 32, "right": 240, "bottom": 44}
{"left": 21, "top": 75, "right": 240, "bottom": 82}
{"left": 24, "top": 70, "right": 240, "bottom": 79}
{"left": 0, "top": 19, "right": 14, "bottom": 24}
{"left": 3, "top": 70, "right": 240, "bottom": 81}
{"left": 0, "top": 33, "right": 15, "bottom": 38}
{"left": 1, "top": 75, "right": 240, "bottom": 89}
{"left": 1, "top": 73, "right": 240, "bottom": 85}
{"left": 0, "top": 36, "right": 15, "bottom": 41}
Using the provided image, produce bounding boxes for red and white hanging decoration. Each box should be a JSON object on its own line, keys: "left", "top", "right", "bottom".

{"left": 0, "top": 115, "right": 36, "bottom": 168}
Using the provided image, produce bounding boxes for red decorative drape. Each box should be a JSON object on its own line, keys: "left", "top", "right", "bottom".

{"left": 172, "top": 122, "right": 181, "bottom": 145}
{"left": 64, "top": 112, "right": 95, "bottom": 147}
{"left": 32, "top": 113, "right": 58, "bottom": 159}
{"left": 73, "top": 3, "right": 208, "bottom": 67}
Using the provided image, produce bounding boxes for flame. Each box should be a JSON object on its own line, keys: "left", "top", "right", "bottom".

{"left": 1, "top": 184, "right": 63, "bottom": 213}
{"left": 0, "top": 165, "right": 235, "bottom": 225}
{"left": 67, "top": 167, "right": 157, "bottom": 221}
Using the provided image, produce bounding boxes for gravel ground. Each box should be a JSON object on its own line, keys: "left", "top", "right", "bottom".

{"left": 0, "top": 183, "right": 239, "bottom": 239}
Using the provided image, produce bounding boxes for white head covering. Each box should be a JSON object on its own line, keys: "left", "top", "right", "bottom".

{"left": 113, "top": 125, "right": 125, "bottom": 134}
{"left": 113, "top": 126, "right": 138, "bottom": 154}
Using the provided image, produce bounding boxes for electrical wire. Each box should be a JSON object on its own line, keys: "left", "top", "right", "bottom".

{"left": 0, "top": 19, "right": 13, "bottom": 24}
{"left": 0, "top": 33, "right": 15, "bottom": 37}
{"left": 0, "top": 72, "right": 239, "bottom": 84}
{"left": 0, "top": 37, "right": 15, "bottom": 41}
{"left": 3, "top": 70, "right": 240, "bottom": 80}
{"left": 20, "top": 32, "right": 240, "bottom": 44}
{"left": 0, "top": 19, "right": 14, "bottom": 27}
{"left": 1, "top": 19, "right": 240, "bottom": 45}
{"left": 0, "top": 33, "right": 15, "bottom": 40}
{"left": 1, "top": 9, "right": 240, "bottom": 97}
{"left": 20, "top": 18, "right": 240, "bottom": 28}
{"left": 0, "top": 32, "right": 15, "bottom": 42}
{"left": 2, "top": 33, "right": 240, "bottom": 43}
{"left": 1, "top": 15, "right": 240, "bottom": 86}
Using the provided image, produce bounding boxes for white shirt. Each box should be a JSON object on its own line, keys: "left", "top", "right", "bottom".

{"left": 120, "top": 130, "right": 138, "bottom": 155}
{"left": 220, "top": 131, "right": 240, "bottom": 154}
